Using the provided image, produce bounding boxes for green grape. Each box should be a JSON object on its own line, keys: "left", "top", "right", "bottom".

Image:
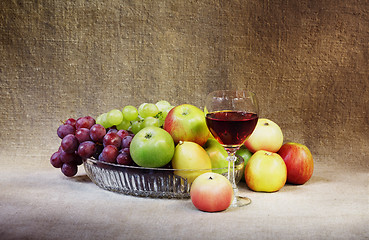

{"left": 107, "top": 109, "right": 124, "bottom": 126}
{"left": 130, "top": 120, "right": 142, "bottom": 134}
{"left": 138, "top": 103, "right": 147, "bottom": 116}
{"left": 139, "top": 103, "right": 159, "bottom": 118}
{"left": 156, "top": 112, "right": 165, "bottom": 127}
{"left": 162, "top": 105, "right": 175, "bottom": 119}
{"left": 96, "top": 113, "right": 103, "bottom": 125}
{"left": 122, "top": 105, "right": 139, "bottom": 122}
{"left": 154, "top": 105, "right": 174, "bottom": 128}
{"left": 98, "top": 112, "right": 113, "bottom": 128}
{"left": 142, "top": 116, "right": 160, "bottom": 128}
{"left": 116, "top": 119, "right": 131, "bottom": 130}
{"left": 155, "top": 100, "right": 171, "bottom": 112}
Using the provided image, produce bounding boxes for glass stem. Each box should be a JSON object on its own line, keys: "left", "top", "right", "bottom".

{"left": 226, "top": 150, "right": 239, "bottom": 205}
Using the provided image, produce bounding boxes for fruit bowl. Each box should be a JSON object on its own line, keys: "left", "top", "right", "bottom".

{"left": 83, "top": 156, "right": 245, "bottom": 199}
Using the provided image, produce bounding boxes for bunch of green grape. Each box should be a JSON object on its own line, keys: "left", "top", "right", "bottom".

{"left": 96, "top": 100, "right": 174, "bottom": 134}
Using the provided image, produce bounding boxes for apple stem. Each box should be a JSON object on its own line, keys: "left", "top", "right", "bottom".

{"left": 264, "top": 122, "right": 269, "bottom": 126}
{"left": 264, "top": 152, "right": 272, "bottom": 156}
{"left": 209, "top": 176, "right": 213, "bottom": 180}
{"left": 145, "top": 133, "right": 152, "bottom": 139}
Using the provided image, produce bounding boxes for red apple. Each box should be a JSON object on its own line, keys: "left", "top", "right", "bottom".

{"left": 245, "top": 150, "right": 287, "bottom": 192}
{"left": 244, "top": 118, "right": 283, "bottom": 153}
{"left": 163, "top": 104, "right": 210, "bottom": 146}
{"left": 278, "top": 142, "right": 314, "bottom": 185}
{"left": 190, "top": 172, "right": 233, "bottom": 212}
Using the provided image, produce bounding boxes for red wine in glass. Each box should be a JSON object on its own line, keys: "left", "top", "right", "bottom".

{"left": 206, "top": 110, "right": 258, "bottom": 147}
{"left": 205, "top": 90, "right": 258, "bottom": 208}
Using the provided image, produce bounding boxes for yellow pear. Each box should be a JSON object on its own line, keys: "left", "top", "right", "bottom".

{"left": 172, "top": 141, "right": 212, "bottom": 184}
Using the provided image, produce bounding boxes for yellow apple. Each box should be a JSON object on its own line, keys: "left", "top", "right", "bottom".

{"left": 172, "top": 141, "right": 212, "bottom": 184}
{"left": 244, "top": 118, "right": 283, "bottom": 153}
{"left": 245, "top": 150, "right": 287, "bottom": 192}
{"left": 203, "top": 138, "right": 229, "bottom": 174}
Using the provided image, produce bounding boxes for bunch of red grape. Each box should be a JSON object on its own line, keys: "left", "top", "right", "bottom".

{"left": 50, "top": 116, "right": 135, "bottom": 177}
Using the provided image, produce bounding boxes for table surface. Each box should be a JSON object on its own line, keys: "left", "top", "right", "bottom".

{"left": 1, "top": 156, "right": 368, "bottom": 240}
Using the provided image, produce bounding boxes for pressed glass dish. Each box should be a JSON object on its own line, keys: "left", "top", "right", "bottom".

{"left": 83, "top": 156, "right": 245, "bottom": 199}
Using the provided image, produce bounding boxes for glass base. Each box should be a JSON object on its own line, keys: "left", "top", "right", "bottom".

{"left": 230, "top": 196, "right": 252, "bottom": 208}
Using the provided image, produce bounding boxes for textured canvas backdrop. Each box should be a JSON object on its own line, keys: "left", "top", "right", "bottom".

{"left": 0, "top": 0, "right": 368, "bottom": 168}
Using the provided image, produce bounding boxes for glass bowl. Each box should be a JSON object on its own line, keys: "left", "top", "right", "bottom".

{"left": 83, "top": 155, "right": 245, "bottom": 199}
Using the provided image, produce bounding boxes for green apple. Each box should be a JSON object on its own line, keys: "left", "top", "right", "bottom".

{"left": 245, "top": 150, "right": 287, "bottom": 192}
{"left": 130, "top": 126, "right": 175, "bottom": 168}
{"left": 171, "top": 141, "right": 212, "bottom": 184}
{"left": 203, "top": 138, "right": 228, "bottom": 174}
{"left": 163, "top": 104, "right": 210, "bottom": 146}
{"left": 236, "top": 145, "right": 253, "bottom": 166}
{"left": 236, "top": 145, "right": 253, "bottom": 181}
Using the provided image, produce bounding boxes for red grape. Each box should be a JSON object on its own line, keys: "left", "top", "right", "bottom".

{"left": 103, "top": 132, "right": 121, "bottom": 148}
{"left": 121, "top": 135, "right": 133, "bottom": 148}
{"left": 61, "top": 162, "right": 78, "bottom": 177}
{"left": 76, "top": 116, "right": 95, "bottom": 130}
{"left": 90, "top": 124, "right": 106, "bottom": 142}
{"left": 57, "top": 124, "right": 75, "bottom": 139}
{"left": 59, "top": 150, "right": 78, "bottom": 163}
{"left": 117, "top": 129, "right": 130, "bottom": 139}
{"left": 65, "top": 118, "right": 76, "bottom": 128}
{"left": 116, "top": 147, "right": 133, "bottom": 165}
{"left": 78, "top": 141, "right": 97, "bottom": 158}
{"left": 121, "top": 147, "right": 130, "bottom": 154}
{"left": 108, "top": 128, "right": 118, "bottom": 134}
{"left": 75, "top": 128, "right": 91, "bottom": 143}
{"left": 50, "top": 151, "right": 63, "bottom": 168}
{"left": 101, "top": 145, "right": 119, "bottom": 163}
{"left": 61, "top": 134, "right": 79, "bottom": 153}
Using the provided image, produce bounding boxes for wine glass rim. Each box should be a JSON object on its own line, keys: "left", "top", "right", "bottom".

{"left": 205, "top": 89, "right": 259, "bottom": 114}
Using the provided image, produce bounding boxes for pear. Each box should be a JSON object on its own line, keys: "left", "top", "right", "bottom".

{"left": 172, "top": 141, "right": 212, "bottom": 184}
{"left": 203, "top": 138, "right": 229, "bottom": 174}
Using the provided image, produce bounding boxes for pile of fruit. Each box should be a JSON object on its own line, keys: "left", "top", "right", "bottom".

{"left": 50, "top": 100, "right": 314, "bottom": 211}
{"left": 50, "top": 101, "right": 230, "bottom": 180}
{"left": 50, "top": 101, "right": 175, "bottom": 177}
{"left": 50, "top": 115, "right": 136, "bottom": 177}
{"left": 240, "top": 118, "right": 314, "bottom": 191}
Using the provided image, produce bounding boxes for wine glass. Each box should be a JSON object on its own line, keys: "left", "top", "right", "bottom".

{"left": 205, "top": 90, "right": 259, "bottom": 207}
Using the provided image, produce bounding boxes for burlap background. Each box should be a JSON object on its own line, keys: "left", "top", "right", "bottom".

{"left": 0, "top": 1, "right": 368, "bottom": 239}
{"left": 1, "top": 0, "right": 368, "bottom": 167}
{"left": 1, "top": 1, "right": 368, "bottom": 166}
